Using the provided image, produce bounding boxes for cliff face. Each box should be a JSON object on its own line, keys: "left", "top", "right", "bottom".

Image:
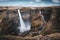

{"left": 42, "top": 8, "right": 60, "bottom": 35}
{"left": 0, "top": 6, "right": 60, "bottom": 40}
{"left": 0, "top": 10, "right": 19, "bottom": 35}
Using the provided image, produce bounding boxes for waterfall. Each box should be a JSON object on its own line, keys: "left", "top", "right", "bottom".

{"left": 39, "top": 11, "right": 46, "bottom": 23}
{"left": 39, "top": 11, "right": 45, "bottom": 31}
{"left": 39, "top": 11, "right": 44, "bottom": 20}
{"left": 18, "top": 9, "right": 31, "bottom": 33}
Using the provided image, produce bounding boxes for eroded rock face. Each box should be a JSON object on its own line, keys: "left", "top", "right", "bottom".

{"left": 0, "top": 10, "right": 20, "bottom": 35}
{"left": 43, "top": 8, "right": 60, "bottom": 35}
{"left": 0, "top": 7, "right": 60, "bottom": 39}
{"left": 31, "top": 12, "right": 44, "bottom": 32}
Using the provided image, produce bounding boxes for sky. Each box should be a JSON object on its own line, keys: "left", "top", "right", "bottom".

{"left": 0, "top": 0, "right": 60, "bottom": 7}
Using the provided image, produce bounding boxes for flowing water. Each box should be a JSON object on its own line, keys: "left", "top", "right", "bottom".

{"left": 39, "top": 11, "right": 45, "bottom": 23}
{"left": 39, "top": 11, "right": 45, "bottom": 31}
{"left": 39, "top": 11, "right": 44, "bottom": 20}
{"left": 18, "top": 9, "right": 31, "bottom": 33}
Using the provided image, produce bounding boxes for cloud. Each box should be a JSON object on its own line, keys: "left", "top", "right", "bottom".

{"left": 0, "top": 0, "right": 7, "bottom": 1}
{"left": 52, "top": 0, "right": 60, "bottom": 3}
{"left": 0, "top": 0, "right": 3, "bottom": 1}
{"left": 29, "top": 1, "right": 34, "bottom": 4}
{"left": 34, "top": 0, "right": 42, "bottom": 2}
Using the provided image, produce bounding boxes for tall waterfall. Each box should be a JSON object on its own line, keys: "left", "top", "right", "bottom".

{"left": 18, "top": 9, "right": 31, "bottom": 33}
{"left": 39, "top": 11, "right": 44, "bottom": 20}
{"left": 39, "top": 11, "right": 45, "bottom": 23}
{"left": 39, "top": 11, "right": 45, "bottom": 30}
